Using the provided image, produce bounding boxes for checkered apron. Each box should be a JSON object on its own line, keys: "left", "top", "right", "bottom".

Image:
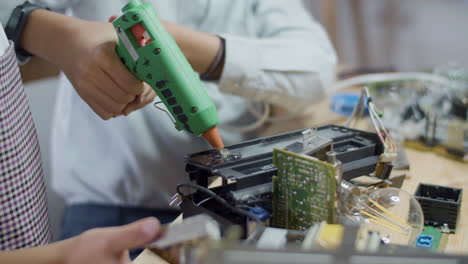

{"left": 0, "top": 43, "right": 52, "bottom": 250}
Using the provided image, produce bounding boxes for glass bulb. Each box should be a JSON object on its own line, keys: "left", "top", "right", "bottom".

{"left": 340, "top": 183, "right": 424, "bottom": 245}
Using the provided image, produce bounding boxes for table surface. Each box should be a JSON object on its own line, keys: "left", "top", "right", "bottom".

{"left": 134, "top": 98, "right": 468, "bottom": 264}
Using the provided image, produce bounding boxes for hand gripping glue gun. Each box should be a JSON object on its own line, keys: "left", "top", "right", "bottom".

{"left": 112, "top": 0, "right": 224, "bottom": 149}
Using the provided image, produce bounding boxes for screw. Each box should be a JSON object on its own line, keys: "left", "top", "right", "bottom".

{"left": 132, "top": 14, "right": 140, "bottom": 20}
{"left": 191, "top": 107, "right": 198, "bottom": 113}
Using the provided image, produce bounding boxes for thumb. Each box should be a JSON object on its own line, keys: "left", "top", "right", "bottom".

{"left": 105, "top": 217, "right": 161, "bottom": 252}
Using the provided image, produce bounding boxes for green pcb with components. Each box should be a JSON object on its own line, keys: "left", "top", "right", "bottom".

{"left": 272, "top": 148, "right": 336, "bottom": 231}
{"left": 421, "top": 226, "right": 443, "bottom": 251}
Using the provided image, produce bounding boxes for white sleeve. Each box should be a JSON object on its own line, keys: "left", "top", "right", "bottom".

{"left": 0, "top": 0, "right": 71, "bottom": 27}
{"left": 219, "top": 0, "right": 337, "bottom": 112}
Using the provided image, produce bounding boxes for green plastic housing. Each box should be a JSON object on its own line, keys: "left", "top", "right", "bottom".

{"left": 112, "top": 0, "right": 218, "bottom": 136}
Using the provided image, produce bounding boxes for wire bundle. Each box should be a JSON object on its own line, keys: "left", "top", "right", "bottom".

{"left": 345, "top": 87, "right": 397, "bottom": 158}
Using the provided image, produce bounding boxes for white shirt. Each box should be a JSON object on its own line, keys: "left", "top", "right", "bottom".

{"left": 0, "top": 23, "right": 8, "bottom": 56}
{"left": 1, "top": 0, "right": 336, "bottom": 208}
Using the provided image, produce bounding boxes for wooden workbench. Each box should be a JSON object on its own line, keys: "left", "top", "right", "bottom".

{"left": 134, "top": 99, "right": 468, "bottom": 264}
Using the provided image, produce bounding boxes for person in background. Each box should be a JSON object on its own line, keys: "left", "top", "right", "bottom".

{"left": 0, "top": 22, "right": 163, "bottom": 263}
{"left": 1, "top": 0, "right": 337, "bottom": 257}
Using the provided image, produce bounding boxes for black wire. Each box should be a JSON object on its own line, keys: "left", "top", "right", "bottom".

{"left": 176, "top": 183, "right": 267, "bottom": 242}
{"left": 176, "top": 183, "right": 263, "bottom": 225}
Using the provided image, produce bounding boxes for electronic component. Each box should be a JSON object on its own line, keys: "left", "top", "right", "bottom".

{"left": 180, "top": 125, "right": 389, "bottom": 235}
{"left": 339, "top": 183, "right": 424, "bottom": 245}
{"left": 445, "top": 120, "right": 468, "bottom": 157}
{"left": 419, "top": 226, "right": 444, "bottom": 251}
{"left": 255, "top": 227, "right": 288, "bottom": 249}
{"left": 361, "top": 75, "right": 468, "bottom": 160}
{"left": 181, "top": 224, "right": 468, "bottom": 264}
{"left": 452, "top": 97, "right": 468, "bottom": 121}
{"left": 272, "top": 149, "right": 336, "bottom": 230}
{"left": 147, "top": 214, "right": 220, "bottom": 249}
{"left": 416, "top": 235, "right": 433, "bottom": 248}
{"left": 345, "top": 87, "right": 397, "bottom": 165}
{"left": 414, "top": 183, "right": 463, "bottom": 230}
{"left": 185, "top": 125, "right": 387, "bottom": 185}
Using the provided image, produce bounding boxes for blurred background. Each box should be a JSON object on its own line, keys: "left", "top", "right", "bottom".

{"left": 21, "top": 0, "right": 468, "bottom": 239}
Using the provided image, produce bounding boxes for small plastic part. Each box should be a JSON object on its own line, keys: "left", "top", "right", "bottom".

{"left": 256, "top": 227, "right": 288, "bottom": 249}
{"left": 416, "top": 234, "right": 433, "bottom": 248}
{"left": 169, "top": 193, "right": 183, "bottom": 207}
{"left": 248, "top": 207, "right": 270, "bottom": 221}
{"left": 330, "top": 93, "right": 369, "bottom": 117}
{"left": 414, "top": 183, "right": 462, "bottom": 230}
{"left": 441, "top": 223, "right": 451, "bottom": 234}
{"left": 147, "top": 214, "right": 220, "bottom": 249}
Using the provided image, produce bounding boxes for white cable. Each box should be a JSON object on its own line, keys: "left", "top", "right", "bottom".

{"left": 220, "top": 100, "right": 302, "bottom": 133}
{"left": 333, "top": 72, "right": 453, "bottom": 91}
{"left": 219, "top": 101, "right": 271, "bottom": 133}
{"left": 248, "top": 101, "right": 301, "bottom": 122}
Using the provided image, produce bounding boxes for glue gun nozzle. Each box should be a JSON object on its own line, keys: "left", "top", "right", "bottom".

{"left": 202, "top": 126, "right": 224, "bottom": 150}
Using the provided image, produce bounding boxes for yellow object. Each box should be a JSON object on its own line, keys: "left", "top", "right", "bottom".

{"left": 367, "top": 198, "right": 411, "bottom": 229}
{"left": 359, "top": 210, "right": 407, "bottom": 235}
{"left": 404, "top": 141, "right": 467, "bottom": 163}
{"left": 317, "top": 223, "right": 344, "bottom": 249}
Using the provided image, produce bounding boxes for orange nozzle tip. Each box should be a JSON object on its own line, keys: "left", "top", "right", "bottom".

{"left": 202, "top": 126, "right": 224, "bottom": 150}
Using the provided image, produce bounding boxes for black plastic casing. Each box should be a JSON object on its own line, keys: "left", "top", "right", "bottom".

{"left": 415, "top": 183, "right": 463, "bottom": 230}
{"left": 181, "top": 125, "right": 389, "bottom": 234}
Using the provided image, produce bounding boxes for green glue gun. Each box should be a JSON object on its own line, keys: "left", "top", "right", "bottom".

{"left": 112, "top": 0, "right": 224, "bottom": 149}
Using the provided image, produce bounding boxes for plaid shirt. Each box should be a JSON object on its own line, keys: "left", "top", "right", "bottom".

{"left": 0, "top": 42, "right": 51, "bottom": 250}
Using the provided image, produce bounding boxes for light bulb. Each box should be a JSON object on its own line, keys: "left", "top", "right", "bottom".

{"left": 339, "top": 182, "right": 424, "bottom": 245}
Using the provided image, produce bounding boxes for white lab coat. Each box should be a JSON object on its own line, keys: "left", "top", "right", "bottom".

{"left": 1, "top": 0, "right": 336, "bottom": 209}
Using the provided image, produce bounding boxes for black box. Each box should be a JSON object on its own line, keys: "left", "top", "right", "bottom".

{"left": 415, "top": 183, "right": 462, "bottom": 230}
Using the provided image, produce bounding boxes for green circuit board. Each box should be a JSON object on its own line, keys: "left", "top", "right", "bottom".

{"left": 272, "top": 148, "right": 336, "bottom": 231}
{"left": 421, "top": 226, "right": 443, "bottom": 251}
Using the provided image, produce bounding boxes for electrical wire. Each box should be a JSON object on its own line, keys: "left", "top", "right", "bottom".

{"left": 369, "top": 103, "right": 396, "bottom": 152}
{"left": 333, "top": 72, "right": 454, "bottom": 91}
{"left": 176, "top": 183, "right": 265, "bottom": 241}
{"left": 219, "top": 101, "right": 271, "bottom": 133}
{"left": 345, "top": 87, "right": 397, "bottom": 156}
{"left": 220, "top": 100, "right": 304, "bottom": 133}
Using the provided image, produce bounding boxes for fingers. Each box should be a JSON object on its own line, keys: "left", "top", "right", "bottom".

{"left": 122, "top": 84, "right": 157, "bottom": 116}
{"left": 97, "top": 68, "right": 136, "bottom": 104}
{"left": 100, "top": 42, "right": 145, "bottom": 96}
{"left": 85, "top": 42, "right": 146, "bottom": 119}
{"left": 105, "top": 217, "right": 161, "bottom": 252}
{"left": 87, "top": 98, "right": 115, "bottom": 120}
{"left": 77, "top": 69, "right": 132, "bottom": 119}
{"left": 67, "top": 23, "right": 151, "bottom": 120}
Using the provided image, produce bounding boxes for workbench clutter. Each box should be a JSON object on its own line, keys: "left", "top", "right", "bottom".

{"left": 133, "top": 84, "right": 466, "bottom": 263}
